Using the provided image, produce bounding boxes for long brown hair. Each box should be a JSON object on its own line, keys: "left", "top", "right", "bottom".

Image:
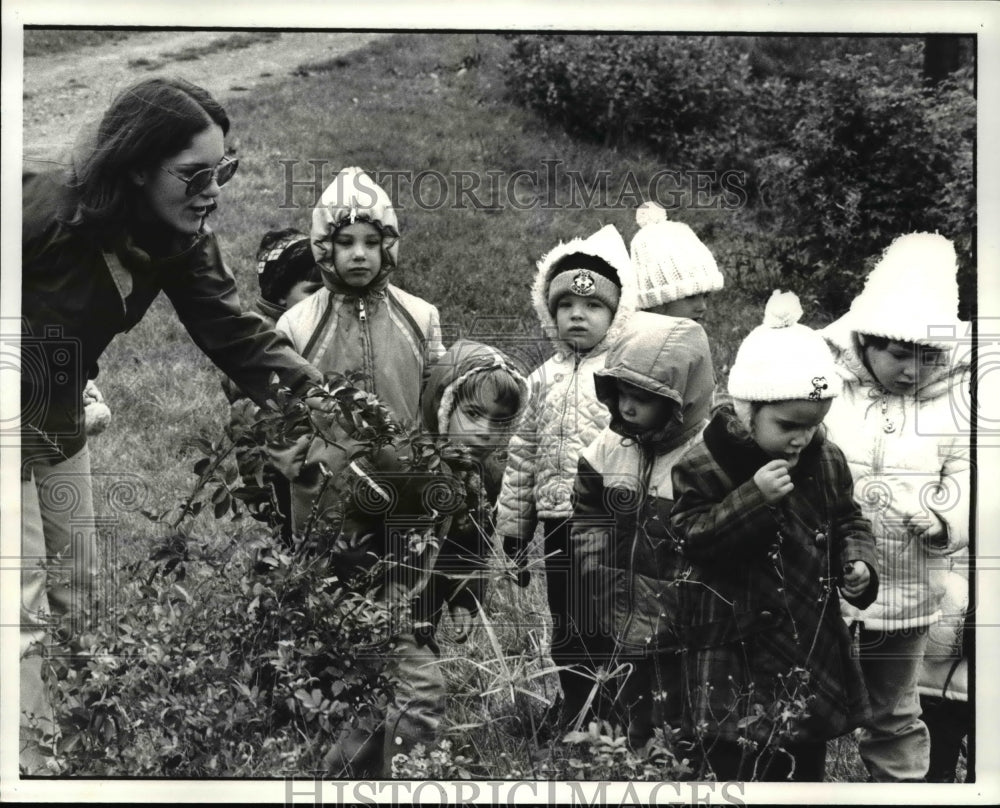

{"left": 63, "top": 78, "right": 229, "bottom": 232}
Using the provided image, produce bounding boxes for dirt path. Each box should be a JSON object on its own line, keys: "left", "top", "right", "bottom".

{"left": 22, "top": 30, "right": 387, "bottom": 162}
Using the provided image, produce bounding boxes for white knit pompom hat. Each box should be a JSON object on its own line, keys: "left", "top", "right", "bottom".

{"left": 846, "top": 232, "right": 962, "bottom": 348}
{"left": 629, "top": 201, "right": 724, "bottom": 309}
{"left": 728, "top": 290, "right": 841, "bottom": 402}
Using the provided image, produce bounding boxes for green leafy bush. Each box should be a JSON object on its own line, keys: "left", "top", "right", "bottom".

{"left": 754, "top": 45, "right": 975, "bottom": 317}
{"left": 507, "top": 35, "right": 755, "bottom": 174}
{"left": 41, "top": 532, "right": 394, "bottom": 775}
{"left": 507, "top": 36, "right": 974, "bottom": 320}
{"left": 558, "top": 722, "right": 692, "bottom": 781}
{"left": 31, "top": 373, "right": 451, "bottom": 775}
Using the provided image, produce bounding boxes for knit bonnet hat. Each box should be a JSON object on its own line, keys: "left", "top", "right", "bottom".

{"left": 545, "top": 225, "right": 628, "bottom": 315}
{"left": 629, "top": 202, "right": 724, "bottom": 309}
{"left": 422, "top": 340, "right": 530, "bottom": 438}
{"left": 255, "top": 228, "right": 316, "bottom": 305}
{"left": 844, "top": 232, "right": 961, "bottom": 348}
{"left": 311, "top": 166, "right": 401, "bottom": 281}
{"left": 728, "top": 290, "right": 841, "bottom": 402}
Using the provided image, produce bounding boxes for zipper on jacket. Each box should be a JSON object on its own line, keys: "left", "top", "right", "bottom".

{"left": 871, "top": 392, "right": 889, "bottom": 475}
{"left": 556, "top": 354, "right": 582, "bottom": 477}
{"left": 621, "top": 445, "right": 654, "bottom": 649}
{"left": 356, "top": 296, "right": 377, "bottom": 397}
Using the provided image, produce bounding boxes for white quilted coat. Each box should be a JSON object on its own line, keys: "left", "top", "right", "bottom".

{"left": 822, "top": 316, "right": 971, "bottom": 631}
{"left": 495, "top": 226, "right": 637, "bottom": 542}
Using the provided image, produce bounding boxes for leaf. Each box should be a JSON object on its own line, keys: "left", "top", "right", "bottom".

{"left": 213, "top": 493, "right": 230, "bottom": 519}
{"left": 193, "top": 457, "right": 211, "bottom": 476}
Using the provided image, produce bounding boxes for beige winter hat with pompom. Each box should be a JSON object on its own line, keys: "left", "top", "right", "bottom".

{"left": 845, "top": 232, "right": 962, "bottom": 348}
{"left": 629, "top": 201, "right": 724, "bottom": 309}
{"left": 728, "top": 290, "right": 841, "bottom": 402}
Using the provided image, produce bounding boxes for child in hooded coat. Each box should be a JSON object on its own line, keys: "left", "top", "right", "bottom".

{"left": 570, "top": 311, "right": 715, "bottom": 747}
{"left": 321, "top": 339, "right": 528, "bottom": 778}
{"left": 416, "top": 340, "right": 530, "bottom": 633}
{"left": 496, "top": 223, "right": 637, "bottom": 725}
{"left": 670, "top": 291, "right": 879, "bottom": 781}
{"left": 820, "top": 232, "right": 971, "bottom": 782}
{"left": 275, "top": 167, "right": 446, "bottom": 530}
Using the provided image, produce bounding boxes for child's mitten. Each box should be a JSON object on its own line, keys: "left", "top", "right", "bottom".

{"left": 83, "top": 381, "right": 112, "bottom": 436}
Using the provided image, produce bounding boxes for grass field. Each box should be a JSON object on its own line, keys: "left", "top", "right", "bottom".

{"left": 30, "top": 30, "right": 961, "bottom": 781}
{"left": 22, "top": 28, "right": 135, "bottom": 57}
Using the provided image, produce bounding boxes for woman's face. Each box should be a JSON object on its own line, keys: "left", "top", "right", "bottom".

{"left": 134, "top": 124, "right": 226, "bottom": 236}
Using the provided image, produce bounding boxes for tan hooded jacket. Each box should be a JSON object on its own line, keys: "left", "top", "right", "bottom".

{"left": 277, "top": 167, "right": 445, "bottom": 428}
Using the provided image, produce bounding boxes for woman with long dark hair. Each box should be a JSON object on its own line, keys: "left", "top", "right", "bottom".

{"left": 19, "top": 77, "right": 320, "bottom": 772}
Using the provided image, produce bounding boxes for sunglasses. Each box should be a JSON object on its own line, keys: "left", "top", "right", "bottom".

{"left": 161, "top": 155, "right": 239, "bottom": 197}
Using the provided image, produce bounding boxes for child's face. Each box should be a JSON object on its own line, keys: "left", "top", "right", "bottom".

{"left": 862, "top": 338, "right": 944, "bottom": 395}
{"left": 751, "top": 398, "right": 832, "bottom": 469}
{"left": 650, "top": 293, "right": 710, "bottom": 322}
{"left": 447, "top": 397, "right": 518, "bottom": 458}
{"left": 332, "top": 222, "right": 382, "bottom": 288}
{"left": 616, "top": 380, "right": 672, "bottom": 433}
{"left": 555, "top": 294, "right": 614, "bottom": 352}
{"left": 283, "top": 279, "right": 323, "bottom": 309}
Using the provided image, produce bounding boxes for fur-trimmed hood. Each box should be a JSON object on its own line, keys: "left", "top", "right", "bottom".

{"left": 593, "top": 310, "right": 715, "bottom": 452}
{"left": 531, "top": 223, "right": 637, "bottom": 356}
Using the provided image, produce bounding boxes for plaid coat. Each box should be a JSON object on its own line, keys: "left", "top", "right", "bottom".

{"left": 669, "top": 407, "right": 879, "bottom": 746}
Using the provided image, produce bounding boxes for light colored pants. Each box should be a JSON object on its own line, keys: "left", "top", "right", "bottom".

{"left": 856, "top": 626, "right": 931, "bottom": 782}
{"left": 20, "top": 445, "right": 97, "bottom": 773}
{"left": 323, "top": 631, "right": 447, "bottom": 778}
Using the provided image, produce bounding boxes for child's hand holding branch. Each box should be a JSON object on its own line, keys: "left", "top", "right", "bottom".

{"left": 754, "top": 459, "right": 794, "bottom": 503}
